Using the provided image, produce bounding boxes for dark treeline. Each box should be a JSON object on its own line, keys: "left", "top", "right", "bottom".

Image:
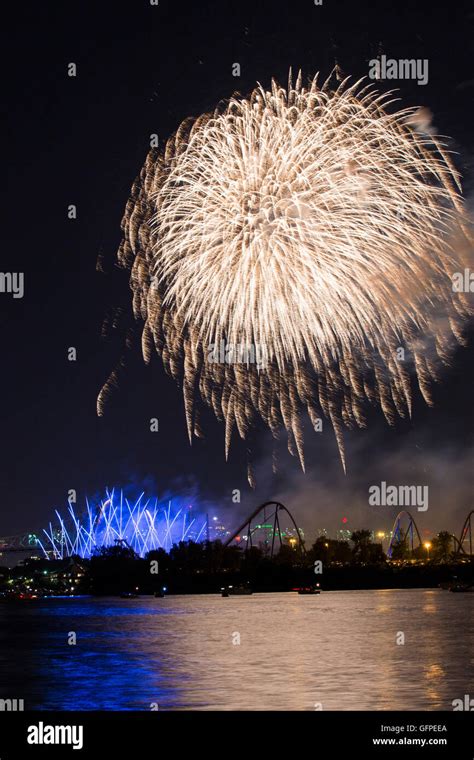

{"left": 1, "top": 530, "right": 472, "bottom": 596}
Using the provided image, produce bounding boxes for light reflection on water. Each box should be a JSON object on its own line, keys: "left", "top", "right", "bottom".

{"left": 0, "top": 589, "right": 472, "bottom": 710}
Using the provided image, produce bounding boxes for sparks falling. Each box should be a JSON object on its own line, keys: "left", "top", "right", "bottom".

{"left": 99, "top": 71, "right": 473, "bottom": 485}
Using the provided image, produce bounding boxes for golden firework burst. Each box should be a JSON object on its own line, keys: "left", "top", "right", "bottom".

{"left": 99, "top": 71, "right": 473, "bottom": 486}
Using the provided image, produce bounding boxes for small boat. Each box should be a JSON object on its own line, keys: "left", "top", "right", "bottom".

{"left": 154, "top": 587, "right": 167, "bottom": 598}
{"left": 450, "top": 583, "right": 474, "bottom": 593}
{"left": 297, "top": 585, "right": 321, "bottom": 595}
{"left": 1, "top": 592, "right": 40, "bottom": 602}
{"left": 120, "top": 591, "right": 139, "bottom": 599}
{"left": 221, "top": 585, "right": 252, "bottom": 597}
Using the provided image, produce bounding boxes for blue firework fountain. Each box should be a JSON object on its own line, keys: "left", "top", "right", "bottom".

{"left": 40, "top": 490, "right": 208, "bottom": 559}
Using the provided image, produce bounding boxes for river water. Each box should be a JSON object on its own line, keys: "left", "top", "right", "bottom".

{"left": 0, "top": 589, "right": 472, "bottom": 710}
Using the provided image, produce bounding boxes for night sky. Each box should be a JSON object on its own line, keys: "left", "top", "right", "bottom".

{"left": 2, "top": 0, "right": 473, "bottom": 541}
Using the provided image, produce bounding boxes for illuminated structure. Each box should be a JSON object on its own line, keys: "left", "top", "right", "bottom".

{"left": 388, "top": 509, "right": 473, "bottom": 559}
{"left": 224, "top": 501, "right": 305, "bottom": 557}
{"left": 2, "top": 505, "right": 471, "bottom": 562}
{"left": 37, "top": 490, "right": 208, "bottom": 559}
{"left": 335, "top": 529, "right": 352, "bottom": 542}
{"left": 459, "top": 510, "right": 474, "bottom": 556}
{"left": 387, "top": 511, "right": 423, "bottom": 558}
{"left": 207, "top": 516, "right": 231, "bottom": 542}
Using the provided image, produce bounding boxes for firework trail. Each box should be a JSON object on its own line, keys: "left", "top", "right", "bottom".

{"left": 98, "top": 71, "right": 473, "bottom": 485}
{"left": 40, "top": 490, "right": 208, "bottom": 559}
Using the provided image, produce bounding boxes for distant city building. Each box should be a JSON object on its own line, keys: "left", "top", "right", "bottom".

{"left": 335, "top": 529, "right": 352, "bottom": 542}
{"left": 209, "top": 520, "right": 231, "bottom": 541}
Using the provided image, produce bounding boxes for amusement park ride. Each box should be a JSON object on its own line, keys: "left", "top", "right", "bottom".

{"left": 386, "top": 509, "right": 474, "bottom": 558}
{"left": 0, "top": 503, "right": 473, "bottom": 562}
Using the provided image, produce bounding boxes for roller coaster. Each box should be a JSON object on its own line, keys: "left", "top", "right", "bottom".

{"left": 387, "top": 509, "right": 472, "bottom": 558}
{"left": 223, "top": 501, "right": 306, "bottom": 557}
{"left": 459, "top": 510, "right": 474, "bottom": 556}
{"left": 1, "top": 506, "right": 473, "bottom": 560}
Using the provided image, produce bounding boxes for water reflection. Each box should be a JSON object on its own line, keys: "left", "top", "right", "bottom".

{"left": 0, "top": 589, "right": 472, "bottom": 710}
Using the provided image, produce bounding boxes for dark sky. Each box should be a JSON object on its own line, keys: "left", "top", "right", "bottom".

{"left": 1, "top": 0, "right": 473, "bottom": 541}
